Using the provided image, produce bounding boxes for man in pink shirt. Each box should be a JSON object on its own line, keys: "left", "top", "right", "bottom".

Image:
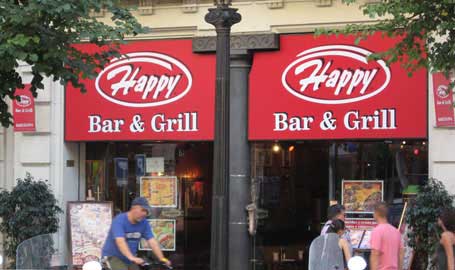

{"left": 370, "top": 202, "right": 404, "bottom": 270}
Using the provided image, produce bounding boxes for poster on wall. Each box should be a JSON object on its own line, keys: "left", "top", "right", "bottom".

{"left": 253, "top": 148, "right": 273, "bottom": 167}
{"left": 135, "top": 154, "right": 146, "bottom": 177}
{"left": 140, "top": 176, "right": 178, "bottom": 208}
{"left": 432, "top": 72, "right": 455, "bottom": 127}
{"left": 114, "top": 157, "right": 128, "bottom": 186}
{"left": 259, "top": 176, "right": 281, "bottom": 207}
{"left": 68, "top": 202, "right": 113, "bottom": 266}
{"left": 86, "top": 160, "right": 105, "bottom": 200}
{"left": 139, "top": 219, "right": 176, "bottom": 251}
{"left": 249, "top": 33, "right": 427, "bottom": 140}
{"left": 342, "top": 180, "right": 384, "bottom": 213}
{"left": 184, "top": 180, "right": 204, "bottom": 217}
{"left": 146, "top": 157, "right": 165, "bottom": 174}
{"left": 65, "top": 39, "right": 215, "bottom": 141}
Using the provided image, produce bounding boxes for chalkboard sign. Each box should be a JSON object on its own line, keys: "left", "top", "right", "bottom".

{"left": 387, "top": 202, "right": 405, "bottom": 228}
{"left": 398, "top": 203, "right": 414, "bottom": 270}
{"left": 68, "top": 201, "right": 113, "bottom": 266}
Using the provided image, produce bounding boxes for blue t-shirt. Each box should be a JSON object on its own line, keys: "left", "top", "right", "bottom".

{"left": 102, "top": 213, "right": 154, "bottom": 264}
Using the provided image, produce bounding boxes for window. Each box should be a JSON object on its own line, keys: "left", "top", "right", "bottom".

{"left": 86, "top": 142, "right": 213, "bottom": 270}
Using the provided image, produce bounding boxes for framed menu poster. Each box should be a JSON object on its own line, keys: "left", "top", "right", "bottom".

{"left": 140, "top": 176, "right": 178, "bottom": 208}
{"left": 139, "top": 219, "right": 176, "bottom": 251}
{"left": 342, "top": 180, "right": 384, "bottom": 214}
{"left": 68, "top": 201, "right": 113, "bottom": 266}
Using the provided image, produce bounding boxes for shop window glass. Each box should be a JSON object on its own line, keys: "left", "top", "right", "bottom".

{"left": 86, "top": 142, "right": 213, "bottom": 270}
{"left": 250, "top": 140, "right": 427, "bottom": 270}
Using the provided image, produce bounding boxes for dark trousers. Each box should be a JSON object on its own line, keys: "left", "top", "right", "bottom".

{"left": 105, "top": 256, "right": 140, "bottom": 270}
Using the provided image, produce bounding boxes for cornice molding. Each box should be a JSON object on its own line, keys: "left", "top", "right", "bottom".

{"left": 193, "top": 34, "right": 280, "bottom": 53}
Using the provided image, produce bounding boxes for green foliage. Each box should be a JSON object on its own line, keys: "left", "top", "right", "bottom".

{"left": 406, "top": 179, "right": 454, "bottom": 270}
{"left": 0, "top": 173, "right": 63, "bottom": 268}
{"left": 317, "top": 1, "right": 455, "bottom": 77}
{"left": 0, "top": 0, "right": 145, "bottom": 127}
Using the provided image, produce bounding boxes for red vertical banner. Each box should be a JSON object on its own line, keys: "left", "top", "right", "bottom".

{"left": 13, "top": 84, "right": 36, "bottom": 132}
{"left": 433, "top": 73, "right": 455, "bottom": 127}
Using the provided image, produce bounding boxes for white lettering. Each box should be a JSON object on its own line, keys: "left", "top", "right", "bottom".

{"left": 334, "top": 70, "right": 353, "bottom": 95}
{"left": 326, "top": 70, "right": 340, "bottom": 88}
{"left": 106, "top": 67, "right": 182, "bottom": 101}
{"left": 191, "top": 112, "right": 198, "bottom": 131}
{"left": 344, "top": 111, "right": 359, "bottom": 130}
{"left": 151, "top": 112, "right": 199, "bottom": 133}
{"left": 151, "top": 114, "right": 166, "bottom": 132}
{"left": 89, "top": 115, "right": 102, "bottom": 133}
{"left": 346, "top": 70, "right": 364, "bottom": 95}
{"left": 274, "top": 113, "right": 289, "bottom": 131}
{"left": 88, "top": 116, "right": 124, "bottom": 133}
{"left": 360, "top": 69, "right": 378, "bottom": 94}
{"left": 142, "top": 76, "right": 159, "bottom": 100}
{"left": 293, "top": 59, "right": 380, "bottom": 97}
{"left": 344, "top": 109, "right": 397, "bottom": 130}
{"left": 134, "top": 75, "right": 148, "bottom": 92}
{"left": 273, "top": 112, "right": 314, "bottom": 131}
{"left": 389, "top": 108, "right": 397, "bottom": 129}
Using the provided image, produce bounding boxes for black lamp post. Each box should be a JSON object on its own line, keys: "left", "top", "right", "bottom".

{"left": 205, "top": 1, "right": 241, "bottom": 270}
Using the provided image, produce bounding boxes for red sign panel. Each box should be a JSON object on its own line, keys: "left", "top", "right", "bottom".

{"left": 13, "top": 84, "right": 36, "bottom": 132}
{"left": 432, "top": 72, "right": 455, "bottom": 127}
{"left": 345, "top": 219, "right": 377, "bottom": 231}
{"left": 249, "top": 34, "right": 428, "bottom": 140}
{"left": 65, "top": 39, "right": 215, "bottom": 141}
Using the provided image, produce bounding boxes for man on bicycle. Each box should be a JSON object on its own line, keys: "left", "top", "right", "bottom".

{"left": 102, "top": 197, "right": 172, "bottom": 270}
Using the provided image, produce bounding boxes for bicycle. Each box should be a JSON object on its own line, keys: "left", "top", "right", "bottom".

{"left": 139, "top": 260, "right": 173, "bottom": 270}
{"left": 83, "top": 257, "right": 173, "bottom": 270}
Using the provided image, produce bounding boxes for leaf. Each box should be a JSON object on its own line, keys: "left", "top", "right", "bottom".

{"left": 317, "top": 0, "right": 455, "bottom": 77}
{"left": 0, "top": 0, "right": 145, "bottom": 127}
{"left": 0, "top": 173, "right": 62, "bottom": 267}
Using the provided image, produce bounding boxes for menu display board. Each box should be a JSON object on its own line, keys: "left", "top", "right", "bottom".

{"left": 68, "top": 202, "right": 113, "bottom": 266}
{"left": 346, "top": 219, "right": 377, "bottom": 250}
{"left": 140, "top": 176, "right": 178, "bottom": 208}
{"left": 139, "top": 219, "right": 176, "bottom": 251}
{"left": 342, "top": 180, "right": 384, "bottom": 213}
{"left": 350, "top": 230, "right": 372, "bottom": 250}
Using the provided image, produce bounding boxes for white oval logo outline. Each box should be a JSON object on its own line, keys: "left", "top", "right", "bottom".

{"left": 281, "top": 45, "right": 391, "bottom": 105}
{"left": 437, "top": 85, "right": 449, "bottom": 99}
{"left": 16, "top": 95, "right": 31, "bottom": 107}
{"left": 95, "top": 52, "right": 193, "bottom": 108}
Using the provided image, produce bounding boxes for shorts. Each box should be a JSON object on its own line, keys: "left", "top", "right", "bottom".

{"left": 105, "top": 256, "right": 140, "bottom": 270}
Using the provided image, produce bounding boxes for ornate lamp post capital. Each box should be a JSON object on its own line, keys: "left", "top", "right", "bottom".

{"left": 213, "top": 0, "right": 232, "bottom": 7}
{"left": 205, "top": 4, "right": 241, "bottom": 29}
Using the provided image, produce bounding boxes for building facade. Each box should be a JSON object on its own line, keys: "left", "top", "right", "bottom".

{"left": 0, "top": 0, "right": 452, "bottom": 269}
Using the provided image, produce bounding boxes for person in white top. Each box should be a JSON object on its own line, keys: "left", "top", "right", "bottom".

{"left": 321, "top": 204, "right": 352, "bottom": 248}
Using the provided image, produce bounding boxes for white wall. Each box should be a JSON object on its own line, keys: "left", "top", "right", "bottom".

{"left": 0, "top": 63, "right": 82, "bottom": 264}
{"left": 428, "top": 75, "right": 455, "bottom": 194}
